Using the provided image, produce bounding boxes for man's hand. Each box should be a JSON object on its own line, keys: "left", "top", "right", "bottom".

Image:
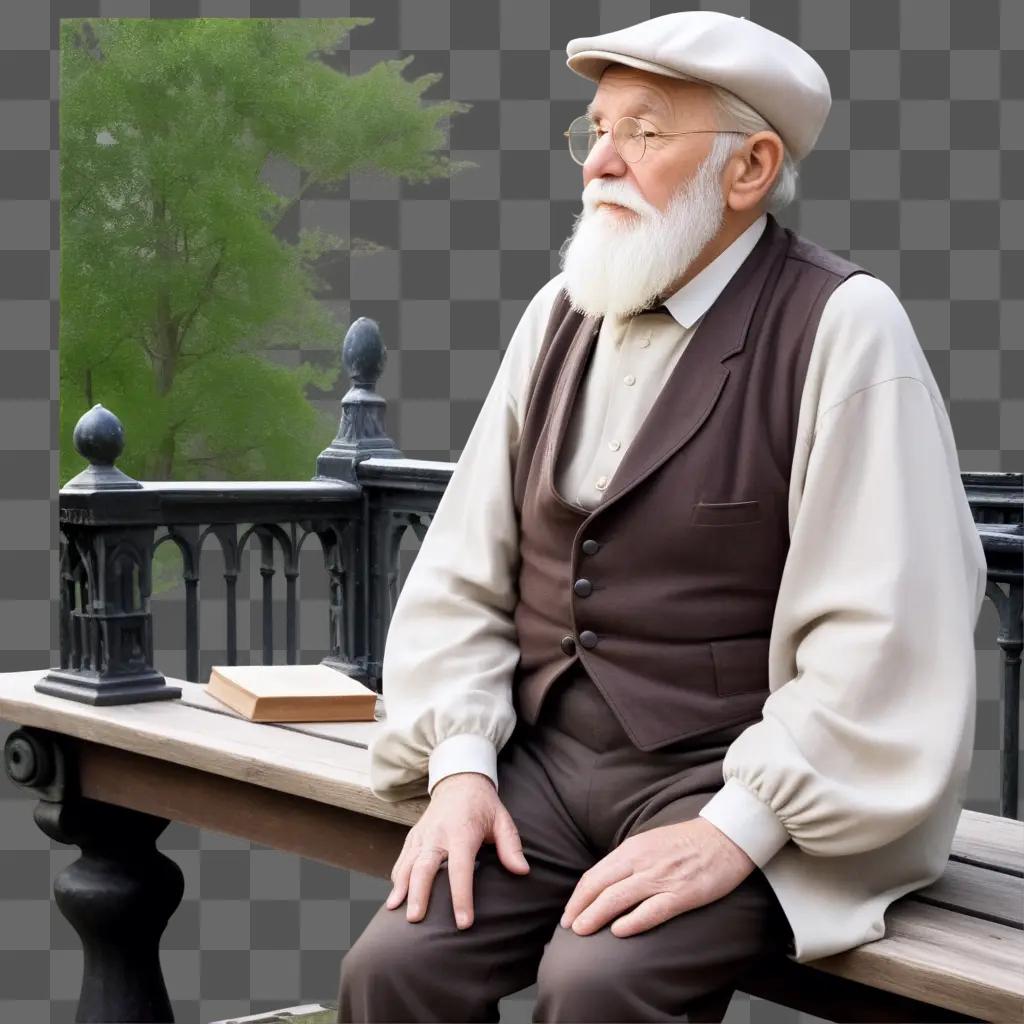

{"left": 559, "top": 816, "right": 756, "bottom": 938}
{"left": 385, "top": 771, "right": 530, "bottom": 930}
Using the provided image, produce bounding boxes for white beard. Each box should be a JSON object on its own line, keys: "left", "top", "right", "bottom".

{"left": 557, "top": 148, "right": 728, "bottom": 320}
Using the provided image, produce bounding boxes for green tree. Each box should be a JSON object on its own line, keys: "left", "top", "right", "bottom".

{"left": 59, "top": 16, "right": 473, "bottom": 486}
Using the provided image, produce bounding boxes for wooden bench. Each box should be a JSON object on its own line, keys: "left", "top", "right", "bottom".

{"left": 2, "top": 668, "right": 1021, "bottom": 1023}
{"left": 24, "top": 358, "right": 1021, "bottom": 1021}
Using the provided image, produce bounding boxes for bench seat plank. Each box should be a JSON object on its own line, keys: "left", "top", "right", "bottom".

{"left": 912, "top": 858, "right": 1024, "bottom": 929}
{"left": 951, "top": 809, "right": 1024, "bottom": 875}
{"left": 812, "top": 901, "right": 1024, "bottom": 1022}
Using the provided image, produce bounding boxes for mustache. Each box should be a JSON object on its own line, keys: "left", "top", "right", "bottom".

{"left": 582, "top": 185, "right": 651, "bottom": 217}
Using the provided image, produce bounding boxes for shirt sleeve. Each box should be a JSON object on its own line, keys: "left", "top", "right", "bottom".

{"left": 367, "top": 275, "right": 564, "bottom": 803}
{"left": 697, "top": 373, "right": 988, "bottom": 866}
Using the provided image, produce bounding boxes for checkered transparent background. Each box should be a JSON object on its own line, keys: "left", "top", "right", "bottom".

{"left": 1, "top": 1, "right": 1021, "bottom": 1022}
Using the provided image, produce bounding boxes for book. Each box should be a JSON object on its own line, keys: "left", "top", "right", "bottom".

{"left": 205, "top": 662, "right": 378, "bottom": 723}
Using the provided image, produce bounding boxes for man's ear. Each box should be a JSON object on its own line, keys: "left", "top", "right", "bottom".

{"left": 726, "top": 131, "right": 784, "bottom": 213}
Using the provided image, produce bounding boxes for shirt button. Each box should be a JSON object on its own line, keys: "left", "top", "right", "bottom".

{"left": 581, "top": 538, "right": 600, "bottom": 555}
{"left": 608, "top": 439, "right": 621, "bottom": 451}
{"left": 578, "top": 630, "right": 598, "bottom": 649}
{"left": 573, "top": 578, "right": 593, "bottom": 597}
{"left": 623, "top": 374, "right": 636, "bottom": 386}
{"left": 560, "top": 635, "right": 576, "bottom": 655}
{"left": 639, "top": 336, "right": 650, "bottom": 348}
{"left": 595, "top": 476, "right": 608, "bottom": 489}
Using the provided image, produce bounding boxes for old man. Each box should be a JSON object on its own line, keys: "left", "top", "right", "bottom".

{"left": 338, "top": 10, "right": 986, "bottom": 1022}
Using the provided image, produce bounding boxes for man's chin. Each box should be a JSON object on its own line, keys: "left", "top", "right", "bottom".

{"left": 590, "top": 209, "right": 642, "bottom": 237}
{"left": 561, "top": 224, "right": 670, "bottom": 317}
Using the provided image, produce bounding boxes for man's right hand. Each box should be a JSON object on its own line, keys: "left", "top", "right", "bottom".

{"left": 384, "top": 771, "right": 530, "bottom": 930}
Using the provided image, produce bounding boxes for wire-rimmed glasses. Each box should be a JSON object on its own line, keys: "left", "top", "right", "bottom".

{"left": 564, "top": 114, "right": 750, "bottom": 166}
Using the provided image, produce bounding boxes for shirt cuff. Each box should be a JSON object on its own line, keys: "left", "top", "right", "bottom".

{"left": 427, "top": 733, "right": 499, "bottom": 797}
{"left": 698, "top": 777, "right": 791, "bottom": 867}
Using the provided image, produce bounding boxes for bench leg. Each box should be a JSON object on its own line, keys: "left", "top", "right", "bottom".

{"left": 4, "top": 726, "right": 184, "bottom": 1023}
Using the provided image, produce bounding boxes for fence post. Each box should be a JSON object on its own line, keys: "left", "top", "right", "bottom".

{"left": 40, "top": 404, "right": 181, "bottom": 705}
{"left": 314, "top": 316, "right": 402, "bottom": 685}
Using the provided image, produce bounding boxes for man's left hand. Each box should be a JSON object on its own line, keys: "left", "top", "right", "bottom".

{"left": 559, "top": 817, "right": 756, "bottom": 938}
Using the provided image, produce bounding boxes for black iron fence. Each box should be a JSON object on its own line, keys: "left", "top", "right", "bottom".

{"left": 48, "top": 317, "right": 1024, "bottom": 817}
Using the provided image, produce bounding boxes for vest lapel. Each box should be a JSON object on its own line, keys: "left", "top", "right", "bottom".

{"left": 597, "top": 214, "right": 790, "bottom": 510}
{"left": 542, "top": 312, "right": 603, "bottom": 509}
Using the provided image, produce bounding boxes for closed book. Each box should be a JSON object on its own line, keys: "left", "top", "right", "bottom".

{"left": 205, "top": 663, "right": 378, "bottom": 723}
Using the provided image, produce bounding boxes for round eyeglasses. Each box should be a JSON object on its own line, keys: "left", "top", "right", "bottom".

{"left": 563, "top": 114, "right": 750, "bottom": 166}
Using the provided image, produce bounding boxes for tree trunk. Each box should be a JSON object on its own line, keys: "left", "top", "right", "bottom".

{"left": 150, "top": 430, "right": 176, "bottom": 480}
{"left": 150, "top": 190, "right": 179, "bottom": 479}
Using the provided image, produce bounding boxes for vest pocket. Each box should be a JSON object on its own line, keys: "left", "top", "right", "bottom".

{"left": 691, "top": 499, "right": 762, "bottom": 525}
{"left": 711, "top": 636, "right": 770, "bottom": 697}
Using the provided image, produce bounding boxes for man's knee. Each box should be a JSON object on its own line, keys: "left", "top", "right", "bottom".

{"left": 534, "top": 911, "right": 749, "bottom": 1023}
{"left": 535, "top": 928, "right": 634, "bottom": 1019}
{"left": 536, "top": 936, "right": 734, "bottom": 1022}
{"left": 339, "top": 911, "right": 429, "bottom": 998}
{"left": 338, "top": 903, "right": 508, "bottom": 1023}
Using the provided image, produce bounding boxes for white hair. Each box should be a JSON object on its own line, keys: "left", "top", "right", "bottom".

{"left": 700, "top": 82, "right": 800, "bottom": 213}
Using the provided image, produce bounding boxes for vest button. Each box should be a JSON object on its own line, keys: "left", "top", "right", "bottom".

{"left": 578, "top": 630, "right": 598, "bottom": 649}
{"left": 573, "top": 578, "right": 592, "bottom": 597}
{"left": 560, "top": 635, "right": 576, "bottom": 655}
{"left": 581, "top": 539, "right": 600, "bottom": 555}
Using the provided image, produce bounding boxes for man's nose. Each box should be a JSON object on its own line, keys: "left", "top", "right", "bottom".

{"left": 582, "top": 131, "right": 627, "bottom": 185}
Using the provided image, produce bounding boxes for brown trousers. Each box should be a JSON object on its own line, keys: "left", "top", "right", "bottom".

{"left": 338, "top": 664, "right": 794, "bottom": 1023}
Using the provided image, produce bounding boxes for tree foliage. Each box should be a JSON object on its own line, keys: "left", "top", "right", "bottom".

{"left": 59, "top": 17, "right": 473, "bottom": 485}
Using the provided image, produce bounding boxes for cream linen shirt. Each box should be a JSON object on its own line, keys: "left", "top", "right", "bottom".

{"left": 369, "top": 214, "right": 989, "bottom": 962}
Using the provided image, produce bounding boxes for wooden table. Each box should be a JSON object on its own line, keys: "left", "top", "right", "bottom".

{"left": 2, "top": 668, "right": 1022, "bottom": 1023}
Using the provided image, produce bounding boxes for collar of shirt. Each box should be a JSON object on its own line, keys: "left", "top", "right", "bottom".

{"left": 659, "top": 213, "right": 768, "bottom": 330}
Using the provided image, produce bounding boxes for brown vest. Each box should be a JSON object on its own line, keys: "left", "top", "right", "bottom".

{"left": 510, "top": 213, "right": 874, "bottom": 751}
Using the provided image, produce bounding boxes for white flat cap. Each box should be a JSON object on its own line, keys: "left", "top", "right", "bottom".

{"left": 566, "top": 11, "right": 831, "bottom": 161}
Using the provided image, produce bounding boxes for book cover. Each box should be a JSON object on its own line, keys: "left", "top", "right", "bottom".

{"left": 206, "top": 663, "right": 378, "bottom": 723}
